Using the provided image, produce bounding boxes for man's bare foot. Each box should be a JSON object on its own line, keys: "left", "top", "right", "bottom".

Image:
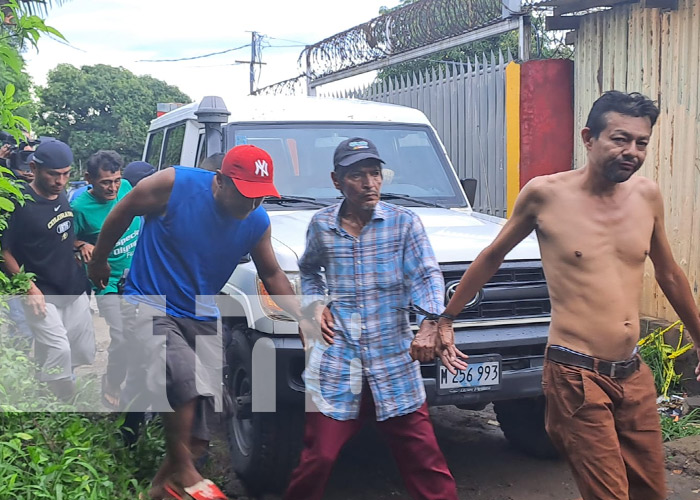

{"left": 149, "top": 457, "right": 174, "bottom": 499}
{"left": 169, "top": 463, "right": 204, "bottom": 492}
{"left": 147, "top": 483, "right": 170, "bottom": 499}
{"left": 148, "top": 439, "right": 209, "bottom": 498}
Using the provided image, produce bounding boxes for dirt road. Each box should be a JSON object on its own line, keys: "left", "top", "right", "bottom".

{"left": 86, "top": 312, "right": 700, "bottom": 500}
{"left": 211, "top": 404, "right": 700, "bottom": 500}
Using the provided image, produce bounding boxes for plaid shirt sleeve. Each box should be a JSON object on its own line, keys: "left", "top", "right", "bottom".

{"left": 402, "top": 212, "right": 444, "bottom": 317}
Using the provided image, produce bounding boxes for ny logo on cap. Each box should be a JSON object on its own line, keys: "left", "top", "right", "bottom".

{"left": 255, "top": 159, "right": 269, "bottom": 177}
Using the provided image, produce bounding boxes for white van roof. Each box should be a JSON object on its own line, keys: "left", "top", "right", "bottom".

{"left": 147, "top": 95, "right": 433, "bottom": 132}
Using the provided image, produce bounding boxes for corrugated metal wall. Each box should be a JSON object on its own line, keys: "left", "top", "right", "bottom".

{"left": 572, "top": 0, "right": 700, "bottom": 319}
{"left": 327, "top": 51, "right": 511, "bottom": 217}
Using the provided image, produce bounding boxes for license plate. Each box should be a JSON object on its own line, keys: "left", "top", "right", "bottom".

{"left": 437, "top": 354, "right": 501, "bottom": 394}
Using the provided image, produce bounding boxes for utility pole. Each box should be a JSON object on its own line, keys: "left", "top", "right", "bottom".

{"left": 250, "top": 31, "right": 257, "bottom": 95}
{"left": 236, "top": 31, "right": 267, "bottom": 95}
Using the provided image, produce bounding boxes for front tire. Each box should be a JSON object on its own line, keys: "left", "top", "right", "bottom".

{"left": 494, "top": 396, "right": 559, "bottom": 459}
{"left": 224, "top": 325, "right": 303, "bottom": 494}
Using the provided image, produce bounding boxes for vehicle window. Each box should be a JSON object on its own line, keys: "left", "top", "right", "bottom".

{"left": 161, "top": 123, "right": 186, "bottom": 168}
{"left": 145, "top": 129, "right": 164, "bottom": 167}
{"left": 196, "top": 131, "right": 207, "bottom": 168}
{"left": 227, "top": 124, "right": 466, "bottom": 208}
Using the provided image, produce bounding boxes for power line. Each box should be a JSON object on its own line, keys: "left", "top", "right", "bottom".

{"left": 266, "top": 36, "right": 309, "bottom": 45}
{"left": 136, "top": 43, "right": 251, "bottom": 63}
{"left": 266, "top": 44, "right": 308, "bottom": 49}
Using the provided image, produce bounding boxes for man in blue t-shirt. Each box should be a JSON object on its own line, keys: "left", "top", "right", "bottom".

{"left": 88, "top": 145, "right": 307, "bottom": 500}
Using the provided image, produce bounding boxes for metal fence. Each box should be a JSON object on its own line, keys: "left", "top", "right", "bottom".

{"left": 326, "top": 50, "right": 511, "bottom": 217}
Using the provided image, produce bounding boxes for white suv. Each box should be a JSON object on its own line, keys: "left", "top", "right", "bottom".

{"left": 144, "top": 95, "right": 555, "bottom": 493}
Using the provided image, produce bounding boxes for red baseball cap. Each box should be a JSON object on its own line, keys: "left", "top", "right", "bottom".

{"left": 221, "top": 145, "right": 280, "bottom": 198}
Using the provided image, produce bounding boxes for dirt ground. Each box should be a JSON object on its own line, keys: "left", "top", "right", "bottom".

{"left": 84, "top": 311, "right": 700, "bottom": 500}
{"left": 206, "top": 406, "right": 700, "bottom": 500}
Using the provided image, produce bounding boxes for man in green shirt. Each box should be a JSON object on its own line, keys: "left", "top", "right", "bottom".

{"left": 72, "top": 150, "right": 141, "bottom": 409}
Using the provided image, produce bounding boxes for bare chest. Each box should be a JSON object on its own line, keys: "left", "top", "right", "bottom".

{"left": 536, "top": 195, "right": 654, "bottom": 266}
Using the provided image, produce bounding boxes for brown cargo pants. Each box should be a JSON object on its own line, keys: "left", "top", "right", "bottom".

{"left": 542, "top": 356, "right": 666, "bottom": 500}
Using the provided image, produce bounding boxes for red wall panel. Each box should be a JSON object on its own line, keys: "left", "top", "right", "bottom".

{"left": 519, "top": 60, "right": 574, "bottom": 188}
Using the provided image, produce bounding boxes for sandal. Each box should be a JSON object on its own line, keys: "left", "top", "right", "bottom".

{"left": 101, "top": 374, "right": 121, "bottom": 410}
{"left": 164, "top": 479, "right": 228, "bottom": 500}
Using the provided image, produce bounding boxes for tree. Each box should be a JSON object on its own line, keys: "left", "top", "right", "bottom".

{"left": 36, "top": 64, "right": 191, "bottom": 167}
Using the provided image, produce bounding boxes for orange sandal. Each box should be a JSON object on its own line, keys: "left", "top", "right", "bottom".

{"left": 164, "top": 479, "right": 228, "bottom": 500}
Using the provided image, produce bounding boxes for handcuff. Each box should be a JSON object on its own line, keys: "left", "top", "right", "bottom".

{"left": 395, "top": 304, "right": 457, "bottom": 321}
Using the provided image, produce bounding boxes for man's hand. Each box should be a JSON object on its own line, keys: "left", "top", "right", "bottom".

{"left": 77, "top": 243, "right": 94, "bottom": 263}
{"left": 87, "top": 259, "right": 111, "bottom": 290}
{"left": 695, "top": 347, "right": 700, "bottom": 382}
{"left": 16, "top": 170, "right": 34, "bottom": 182}
{"left": 299, "top": 304, "right": 335, "bottom": 347}
{"left": 410, "top": 319, "right": 438, "bottom": 363}
{"left": 25, "top": 282, "right": 46, "bottom": 317}
{"left": 437, "top": 317, "right": 469, "bottom": 374}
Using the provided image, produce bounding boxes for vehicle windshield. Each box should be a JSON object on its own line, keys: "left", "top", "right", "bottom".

{"left": 226, "top": 123, "right": 467, "bottom": 209}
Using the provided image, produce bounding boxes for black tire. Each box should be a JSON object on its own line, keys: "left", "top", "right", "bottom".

{"left": 493, "top": 396, "right": 559, "bottom": 459}
{"left": 224, "top": 325, "right": 303, "bottom": 494}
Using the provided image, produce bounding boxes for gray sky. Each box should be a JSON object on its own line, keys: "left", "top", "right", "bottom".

{"left": 25, "top": 0, "right": 398, "bottom": 102}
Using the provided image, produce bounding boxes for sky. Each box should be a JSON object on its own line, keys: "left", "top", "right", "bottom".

{"left": 24, "top": 0, "right": 399, "bottom": 103}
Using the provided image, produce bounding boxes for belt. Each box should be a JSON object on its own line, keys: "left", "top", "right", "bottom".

{"left": 546, "top": 345, "right": 640, "bottom": 379}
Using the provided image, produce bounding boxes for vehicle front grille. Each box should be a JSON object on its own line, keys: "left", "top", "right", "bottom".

{"left": 440, "top": 260, "right": 550, "bottom": 321}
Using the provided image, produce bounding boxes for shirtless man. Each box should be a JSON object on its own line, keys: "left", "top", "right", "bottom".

{"left": 439, "top": 90, "right": 700, "bottom": 500}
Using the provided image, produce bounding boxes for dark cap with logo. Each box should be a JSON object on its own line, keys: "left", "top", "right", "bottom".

{"left": 30, "top": 139, "right": 73, "bottom": 169}
{"left": 333, "top": 137, "right": 385, "bottom": 168}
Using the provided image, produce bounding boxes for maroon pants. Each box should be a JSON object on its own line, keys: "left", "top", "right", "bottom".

{"left": 284, "top": 391, "right": 458, "bottom": 500}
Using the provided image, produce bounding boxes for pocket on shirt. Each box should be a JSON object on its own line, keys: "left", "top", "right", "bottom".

{"left": 375, "top": 255, "right": 402, "bottom": 290}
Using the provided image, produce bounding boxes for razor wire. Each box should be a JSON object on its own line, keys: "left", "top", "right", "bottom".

{"left": 253, "top": 74, "right": 307, "bottom": 96}
{"left": 299, "top": 0, "right": 505, "bottom": 79}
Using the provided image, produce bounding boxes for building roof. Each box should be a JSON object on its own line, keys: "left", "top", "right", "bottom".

{"left": 536, "top": 0, "right": 677, "bottom": 31}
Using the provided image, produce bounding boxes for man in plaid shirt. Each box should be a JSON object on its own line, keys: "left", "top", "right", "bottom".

{"left": 284, "top": 137, "right": 466, "bottom": 500}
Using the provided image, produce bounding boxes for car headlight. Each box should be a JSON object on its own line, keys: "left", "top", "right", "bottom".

{"left": 256, "top": 272, "right": 301, "bottom": 321}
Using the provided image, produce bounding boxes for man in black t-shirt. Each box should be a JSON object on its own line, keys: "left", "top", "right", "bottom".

{"left": 1, "top": 140, "right": 95, "bottom": 400}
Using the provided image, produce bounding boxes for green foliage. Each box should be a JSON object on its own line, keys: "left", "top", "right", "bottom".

{"left": 10, "top": 0, "right": 73, "bottom": 16}
{"left": 638, "top": 322, "right": 700, "bottom": 442}
{"left": 0, "top": 344, "right": 165, "bottom": 499}
{"left": 660, "top": 409, "right": 700, "bottom": 442}
{"left": 0, "top": 47, "right": 35, "bottom": 119}
{"left": 0, "top": 0, "right": 62, "bottom": 142}
{"left": 36, "top": 64, "right": 191, "bottom": 168}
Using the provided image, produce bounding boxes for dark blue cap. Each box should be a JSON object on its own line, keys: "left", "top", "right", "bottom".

{"left": 333, "top": 137, "right": 385, "bottom": 168}
{"left": 30, "top": 139, "right": 73, "bottom": 169}
{"left": 123, "top": 161, "right": 156, "bottom": 186}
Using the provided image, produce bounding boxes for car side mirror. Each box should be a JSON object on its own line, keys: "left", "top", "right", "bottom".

{"left": 460, "top": 178, "right": 477, "bottom": 207}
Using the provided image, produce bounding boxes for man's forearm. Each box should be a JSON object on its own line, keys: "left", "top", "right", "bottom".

{"left": 444, "top": 247, "right": 504, "bottom": 317}
{"left": 261, "top": 270, "right": 303, "bottom": 320}
{"left": 92, "top": 206, "right": 135, "bottom": 262}
{"left": 1, "top": 249, "right": 21, "bottom": 276}
{"left": 659, "top": 267, "right": 700, "bottom": 345}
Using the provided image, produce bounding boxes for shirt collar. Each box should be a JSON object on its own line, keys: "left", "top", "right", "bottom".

{"left": 329, "top": 201, "right": 387, "bottom": 231}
